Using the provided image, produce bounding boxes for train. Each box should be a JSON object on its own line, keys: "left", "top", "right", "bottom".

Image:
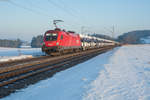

{"left": 42, "top": 28, "right": 119, "bottom": 55}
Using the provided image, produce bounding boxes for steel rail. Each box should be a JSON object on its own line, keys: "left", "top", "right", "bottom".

{"left": 0, "top": 46, "right": 115, "bottom": 87}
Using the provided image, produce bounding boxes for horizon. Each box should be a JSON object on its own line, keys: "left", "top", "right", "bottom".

{"left": 0, "top": 0, "right": 150, "bottom": 41}
{"left": 1, "top": 29, "right": 150, "bottom": 42}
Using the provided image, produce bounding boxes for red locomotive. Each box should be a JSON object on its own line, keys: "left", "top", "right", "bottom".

{"left": 42, "top": 28, "right": 82, "bottom": 55}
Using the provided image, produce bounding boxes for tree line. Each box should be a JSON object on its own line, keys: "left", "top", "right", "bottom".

{"left": 31, "top": 35, "right": 43, "bottom": 48}
{"left": 117, "top": 30, "right": 150, "bottom": 44}
{"left": 0, "top": 39, "right": 22, "bottom": 48}
{"left": 0, "top": 35, "right": 43, "bottom": 48}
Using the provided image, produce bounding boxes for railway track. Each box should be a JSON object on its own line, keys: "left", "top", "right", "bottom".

{"left": 0, "top": 55, "right": 50, "bottom": 67}
{"left": 0, "top": 46, "right": 116, "bottom": 98}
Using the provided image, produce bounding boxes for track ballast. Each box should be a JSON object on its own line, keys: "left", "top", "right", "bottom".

{"left": 0, "top": 46, "right": 116, "bottom": 98}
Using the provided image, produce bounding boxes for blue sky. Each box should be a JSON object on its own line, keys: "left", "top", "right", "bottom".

{"left": 0, "top": 0, "right": 150, "bottom": 41}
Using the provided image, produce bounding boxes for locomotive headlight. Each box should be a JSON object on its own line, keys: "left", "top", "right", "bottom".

{"left": 56, "top": 42, "right": 59, "bottom": 45}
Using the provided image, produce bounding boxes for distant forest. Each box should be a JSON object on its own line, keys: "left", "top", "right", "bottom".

{"left": 0, "top": 35, "right": 43, "bottom": 48}
{"left": 0, "top": 39, "right": 22, "bottom": 48}
{"left": 117, "top": 30, "right": 150, "bottom": 44}
{"left": 31, "top": 35, "right": 43, "bottom": 48}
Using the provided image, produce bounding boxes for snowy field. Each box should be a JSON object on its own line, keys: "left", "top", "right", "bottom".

{"left": 141, "top": 36, "right": 150, "bottom": 44}
{"left": 2, "top": 45, "right": 150, "bottom": 100}
{"left": 0, "top": 47, "right": 44, "bottom": 62}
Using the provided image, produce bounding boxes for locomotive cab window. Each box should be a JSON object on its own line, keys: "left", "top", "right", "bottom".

{"left": 45, "top": 33, "right": 58, "bottom": 41}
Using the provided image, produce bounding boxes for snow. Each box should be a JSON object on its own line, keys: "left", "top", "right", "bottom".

{"left": 0, "top": 47, "right": 44, "bottom": 62}
{"left": 141, "top": 36, "right": 150, "bottom": 44}
{"left": 1, "top": 45, "right": 150, "bottom": 100}
{"left": 0, "top": 55, "right": 33, "bottom": 62}
{"left": 0, "top": 47, "right": 43, "bottom": 56}
{"left": 83, "top": 45, "right": 150, "bottom": 100}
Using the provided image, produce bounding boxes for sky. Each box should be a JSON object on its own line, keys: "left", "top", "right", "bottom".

{"left": 0, "top": 0, "right": 150, "bottom": 41}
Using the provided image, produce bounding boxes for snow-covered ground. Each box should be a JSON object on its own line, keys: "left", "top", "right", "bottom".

{"left": 0, "top": 47, "right": 44, "bottom": 62}
{"left": 141, "top": 36, "right": 150, "bottom": 44}
{"left": 0, "top": 47, "right": 43, "bottom": 57}
{"left": 2, "top": 45, "right": 150, "bottom": 100}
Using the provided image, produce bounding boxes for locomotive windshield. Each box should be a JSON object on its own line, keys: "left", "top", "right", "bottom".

{"left": 45, "top": 33, "right": 58, "bottom": 41}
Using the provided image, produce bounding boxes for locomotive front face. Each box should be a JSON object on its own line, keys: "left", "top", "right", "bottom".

{"left": 42, "top": 31, "right": 60, "bottom": 52}
{"left": 44, "top": 32, "right": 59, "bottom": 47}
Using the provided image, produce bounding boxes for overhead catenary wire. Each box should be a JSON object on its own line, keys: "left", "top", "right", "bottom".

{"left": 6, "top": 0, "right": 66, "bottom": 29}
{"left": 27, "top": 0, "right": 49, "bottom": 13}
{"left": 56, "top": 0, "right": 81, "bottom": 17}
{"left": 7, "top": 0, "right": 53, "bottom": 18}
{"left": 4, "top": 0, "right": 90, "bottom": 34}
{"left": 11, "top": 0, "right": 81, "bottom": 31}
{"left": 47, "top": 0, "right": 77, "bottom": 18}
{"left": 47, "top": 0, "right": 90, "bottom": 33}
{"left": 57, "top": 0, "right": 89, "bottom": 24}
{"left": 104, "top": 26, "right": 115, "bottom": 38}
{"left": 47, "top": 0, "right": 85, "bottom": 25}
